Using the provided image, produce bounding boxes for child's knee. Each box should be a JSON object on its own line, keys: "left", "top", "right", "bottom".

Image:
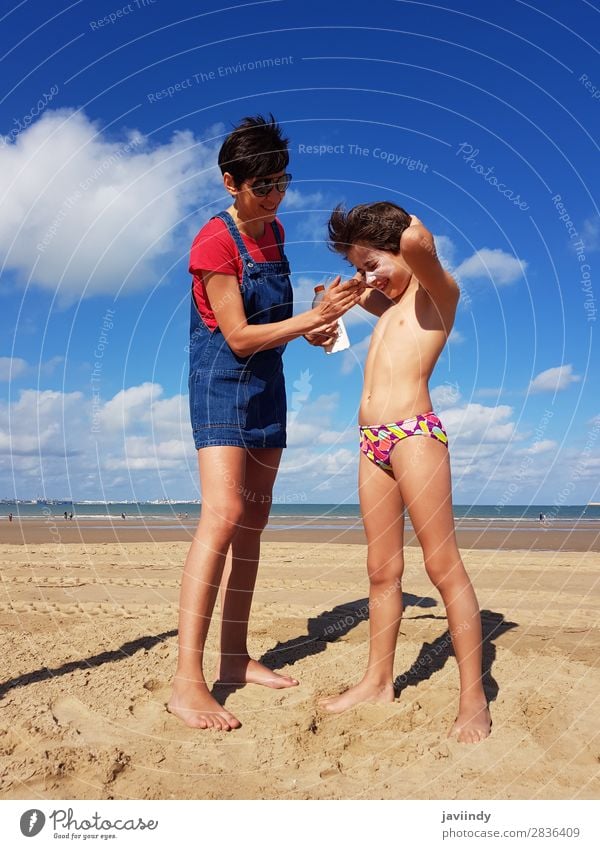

{"left": 424, "top": 552, "right": 463, "bottom": 589}
{"left": 368, "top": 556, "right": 404, "bottom": 587}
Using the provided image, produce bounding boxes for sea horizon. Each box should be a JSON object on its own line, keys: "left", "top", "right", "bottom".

{"left": 3, "top": 501, "right": 600, "bottom": 524}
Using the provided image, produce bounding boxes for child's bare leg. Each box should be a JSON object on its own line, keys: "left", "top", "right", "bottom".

{"left": 168, "top": 446, "right": 246, "bottom": 731}
{"left": 219, "top": 448, "right": 298, "bottom": 689}
{"left": 320, "top": 453, "right": 403, "bottom": 712}
{"left": 390, "top": 437, "right": 491, "bottom": 743}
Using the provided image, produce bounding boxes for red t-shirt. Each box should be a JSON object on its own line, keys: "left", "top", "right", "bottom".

{"left": 189, "top": 216, "right": 285, "bottom": 330}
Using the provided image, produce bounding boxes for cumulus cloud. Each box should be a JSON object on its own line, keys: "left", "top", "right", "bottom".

{"left": 0, "top": 378, "right": 593, "bottom": 504}
{"left": 0, "top": 383, "right": 193, "bottom": 498}
{"left": 0, "top": 109, "right": 224, "bottom": 302}
{"left": 0, "top": 388, "right": 84, "bottom": 458}
{"left": 433, "top": 234, "right": 457, "bottom": 269}
{"left": 0, "top": 357, "right": 27, "bottom": 380}
{"left": 454, "top": 248, "right": 527, "bottom": 285}
{"left": 529, "top": 364, "right": 581, "bottom": 393}
{"left": 441, "top": 402, "right": 517, "bottom": 444}
{"left": 515, "top": 439, "right": 558, "bottom": 455}
{"left": 283, "top": 189, "right": 326, "bottom": 210}
{"left": 431, "top": 383, "right": 462, "bottom": 408}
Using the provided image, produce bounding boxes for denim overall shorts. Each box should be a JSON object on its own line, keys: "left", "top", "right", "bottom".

{"left": 189, "top": 211, "right": 293, "bottom": 450}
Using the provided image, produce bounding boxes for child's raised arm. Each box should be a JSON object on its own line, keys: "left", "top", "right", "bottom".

{"left": 400, "top": 220, "right": 459, "bottom": 309}
{"left": 358, "top": 285, "right": 394, "bottom": 317}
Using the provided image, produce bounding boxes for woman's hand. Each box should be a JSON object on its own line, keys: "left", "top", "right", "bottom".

{"left": 314, "top": 275, "right": 364, "bottom": 325}
{"left": 303, "top": 321, "right": 339, "bottom": 347}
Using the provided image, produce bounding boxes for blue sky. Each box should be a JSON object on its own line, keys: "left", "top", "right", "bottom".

{"left": 1, "top": 0, "right": 598, "bottom": 505}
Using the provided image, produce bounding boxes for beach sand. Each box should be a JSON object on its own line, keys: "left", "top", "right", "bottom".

{"left": 1, "top": 534, "right": 599, "bottom": 800}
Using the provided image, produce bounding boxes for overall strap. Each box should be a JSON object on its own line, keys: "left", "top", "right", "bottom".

{"left": 214, "top": 211, "right": 255, "bottom": 268}
{"left": 270, "top": 220, "right": 285, "bottom": 260}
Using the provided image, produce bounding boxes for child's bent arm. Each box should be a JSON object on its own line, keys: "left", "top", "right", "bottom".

{"left": 400, "top": 225, "right": 460, "bottom": 308}
{"left": 358, "top": 286, "right": 394, "bottom": 317}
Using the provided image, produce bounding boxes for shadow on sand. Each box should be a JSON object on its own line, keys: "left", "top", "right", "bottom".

{"left": 393, "top": 609, "right": 517, "bottom": 702}
{"left": 213, "top": 592, "right": 436, "bottom": 703}
{"left": 214, "top": 603, "right": 516, "bottom": 707}
{"left": 0, "top": 630, "right": 177, "bottom": 701}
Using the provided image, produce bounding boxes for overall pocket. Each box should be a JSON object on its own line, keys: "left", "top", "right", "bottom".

{"left": 190, "top": 368, "right": 250, "bottom": 429}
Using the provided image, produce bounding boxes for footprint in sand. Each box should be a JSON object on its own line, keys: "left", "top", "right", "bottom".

{"left": 51, "top": 696, "right": 118, "bottom": 745}
{"left": 128, "top": 681, "right": 171, "bottom": 729}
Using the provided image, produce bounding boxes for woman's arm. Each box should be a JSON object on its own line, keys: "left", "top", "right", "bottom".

{"left": 204, "top": 273, "right": 361, "bottom": 357}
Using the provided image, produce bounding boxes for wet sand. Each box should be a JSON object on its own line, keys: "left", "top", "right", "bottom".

{"left": 1, "top": 516, "right": 599, "bottom": 551}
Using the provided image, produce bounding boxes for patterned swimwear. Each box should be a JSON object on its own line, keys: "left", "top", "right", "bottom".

{"left": 359, "top": 411, "right": 448, "bottom": 472}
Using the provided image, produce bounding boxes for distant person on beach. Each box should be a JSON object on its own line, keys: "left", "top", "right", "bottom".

{"left": 320, "top": 203, "right": 491, "bottom": 743}
{"left": 69, "top": 512, "right": 73, "bottom": 520}
{"left": 121, "top": 512, "right": 126, "bottom": 520}
{"left": 63, "top": 511, "right": 68, "bottom": 520}
{"left": 539, "top": 512, "right": 545, "bottom": 523}
{"left": 8, "top": 513, "right": 12, "bottom": 522}
{"left": 168, "top": 115, "right": 361, "bottom": 731}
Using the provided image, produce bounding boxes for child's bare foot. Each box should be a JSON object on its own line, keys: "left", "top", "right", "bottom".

{"left": 448, "top": 698, "right": 491, "bottom": 743}
{"left": 167, "top": 679, "right": 241, "bottom": 730}
{"left": 319, "top": 679, "right": 395, "bottom": 714}
{"left": 218, "top": 657, "right": 299, "bottom": 689}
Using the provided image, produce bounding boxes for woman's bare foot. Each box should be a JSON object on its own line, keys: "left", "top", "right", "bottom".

{"left": 218, "top": 657, "right": 298, "bottom": 689}
{"left": 319, "top": 679, "right": 395, "bottom": 714}
{"left": 167, "top": 678, "right": 241, "bottom": 730}
{"left": 448, "top": 697, "right": 491, "bottom": 743}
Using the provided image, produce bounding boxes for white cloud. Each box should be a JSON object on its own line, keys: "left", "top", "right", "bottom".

{"left": 0, "top": 388, "right": 84, "bottom": 457}
{"left": 448, "top": 328, "right": 465, "bottom": 344}
{"left": 99, "top": 382, "right": 163, "bottom": 431}
{"left": 431, "top": 383, "right": 462, "bottom": 408}
{"left": 0, "top": 382, "right": 195, "bottom": 498}
{"left": 433, "top": 234, "right": 457, "bottom": 269}
{"left": 0, "top": 379, "right": 596, "bottom": 505}
{"left": 454, "top": 248, "right": 527, "bottom": 285}
{"left": 0, "top": 110, "right": 224, "bottom": 301}
{"left": 0, "top": 356, "right": 27, "bottom": 380}
{"left": 515, "top": 439, "right": 558, "bottom": 456}
{"left": 283, "top": 189, "right": 326, "bottom": 210}
{"left": 581, "top": 216, "right": 600, "bottom": 252}
{"left": 529, "top": 364, "right": 581, "bottom": 393}
{"left": 0, "top": 355, "right": 65, "bottom": 381}
{"left": 441, "top": 402, "right": 517, "bottom": 444}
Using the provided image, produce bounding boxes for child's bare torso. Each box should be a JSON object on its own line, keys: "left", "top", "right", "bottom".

{"left": 359, "top": 278, "right": 457, "bottom": 425}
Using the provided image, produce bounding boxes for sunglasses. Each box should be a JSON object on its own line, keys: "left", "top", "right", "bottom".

{"left": 248, "top": 173, "right": 292, "bottom": 197}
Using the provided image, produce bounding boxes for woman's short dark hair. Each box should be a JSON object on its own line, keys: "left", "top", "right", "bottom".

{"left": 218, "top": 114, "right": 289, "bottom": 186}
{"left": 328, "top": 202, "right": 412, "bottom": 256}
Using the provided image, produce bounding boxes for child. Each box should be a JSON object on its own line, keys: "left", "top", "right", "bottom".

{"left": 321, "top": 202, "right": 491, "bottom": 744}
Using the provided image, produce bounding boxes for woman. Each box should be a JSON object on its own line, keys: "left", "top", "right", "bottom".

{"left": 168, "top": 115, "right": 361, "bottom": 730}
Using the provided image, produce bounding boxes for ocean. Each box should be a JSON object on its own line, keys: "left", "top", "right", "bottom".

{"left": 4, "top": 502, "right": 600, "bottom": 523}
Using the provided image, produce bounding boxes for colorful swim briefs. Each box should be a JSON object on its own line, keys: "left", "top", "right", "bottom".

{"left": 359, "top": 411, "right": 448, "bottom": 472}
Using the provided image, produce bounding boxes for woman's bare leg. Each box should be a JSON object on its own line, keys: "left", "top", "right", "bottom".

{"left": 390, "top": 436, "right": 491, "bottom": 743}
{"left": 320, "top": 452, "right": 404, "bottom": 712}
{"left": 168, "top": 446, "right": 246, "bottom": 730}
{"left": 219, "top": 448, "right": 298, "bottom": 688}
